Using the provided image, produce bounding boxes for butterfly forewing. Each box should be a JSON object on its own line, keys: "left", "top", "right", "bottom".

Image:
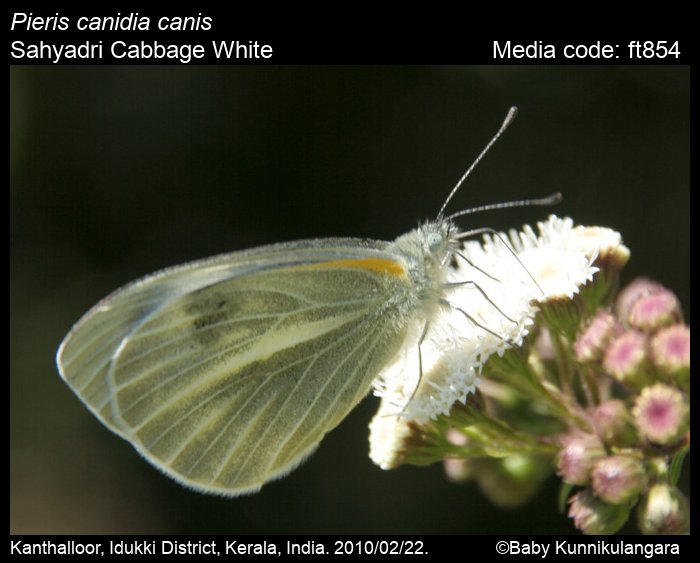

{"left": 57, "top": 240, "right": 413, "bottom": 495}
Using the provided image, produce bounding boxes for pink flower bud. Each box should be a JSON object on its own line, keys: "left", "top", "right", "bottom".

{"left": 615, "top": 278, "right": 664, "bottom": 322}
{"left": 637, "top": 483, "right": 690, "bottom": 535}
{"left": 568, "top": 489, "right": 630, "bottom": 535}
{"left": 557, "top": 433, "right": 606, "bottom": 486}
{"left": 591, "top": 455, "right": 647, "bottom": 505}
{"left": 603, "top": 330, "right": 653, "bottom": 389}
{"left": 574, "top": 310, "right": 616, "bottom": 362}
{"left": 628, "top": 289, "right": 682, "bottom": 331}
{"left": 651, "top": 325, "right": 690, "bottom": 388}
{"left": 592, "top": 400, "right": 637, "bottom": 447}
{"left": 443, "top": 429, "right": 473, "bottom": 483}
{"left": 444, "top": 458, "right": 473, "bottom": 483}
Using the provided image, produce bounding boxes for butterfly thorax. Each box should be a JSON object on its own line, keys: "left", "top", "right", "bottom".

{"left": 386, "top": 219, "right": 458, "bottom": 322}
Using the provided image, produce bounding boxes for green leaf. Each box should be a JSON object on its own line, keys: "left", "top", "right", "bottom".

{"left": 669, "top": 450, "right": 688, "bottom": 486}
{"left": 558, "top": 481, "right": 575, "bottom": 514}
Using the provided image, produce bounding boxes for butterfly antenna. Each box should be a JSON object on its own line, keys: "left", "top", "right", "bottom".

{"left": 437, "top": 106, "right": 519, "bottom": 219}
{"left": 447, "top": 192, "right": 562, "bottom": 222}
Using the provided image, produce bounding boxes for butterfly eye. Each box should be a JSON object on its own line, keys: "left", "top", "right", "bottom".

{"left": 425, "top": 232, "right": 445, "bottom": 254}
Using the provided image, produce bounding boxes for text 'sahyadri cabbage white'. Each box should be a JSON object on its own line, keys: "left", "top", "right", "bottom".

{"left": 56, "top": 107, "right": 552, "bottom": 496}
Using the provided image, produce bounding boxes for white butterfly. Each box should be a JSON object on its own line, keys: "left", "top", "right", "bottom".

{"left": 57, "top": 107, "right": 556, "bottom": 495}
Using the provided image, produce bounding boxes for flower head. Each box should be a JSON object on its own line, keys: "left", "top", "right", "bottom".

{"left": 632, "top": 384, "right": 689, "bottom": 445}
{"left": 591, "top": 455, "right": 647, "bottom": 505}
{"left": 575, "top": 311, "right": 617, "bottom": 362}
{"left": 368, "top": 403, "right": 420, "bottom": 470}
{"left": 566, "top": 225, "right": 630, "bottom": 267}
{"left": 603, "top": 330, "right": 652, "bottom": 389}
{"left": 557, "top": 433, "right": 607, "bottom": 486}
{"left": 628, "top": 289, "right": 682, "bottom": 331}
{"left": 568, "top": 489, "right": 630, "bottom": 535}
{"left": 592, "top": 400, "right": 637, "bottom": 447}
{"left": 650, "top": 325, "right": 690, "bottom": 387}
{"left": 371, "top": 215, "right": 604, "bottom": 424}
{"left": 615, "top": 278, "right": 665, "bottom": 321}
{"left": 637, "top": 483, "right": 690, "bottom": 535}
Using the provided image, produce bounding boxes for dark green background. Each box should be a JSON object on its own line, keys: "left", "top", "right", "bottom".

{"left": 10, "top": 66, "right": 689, "bottom": 534}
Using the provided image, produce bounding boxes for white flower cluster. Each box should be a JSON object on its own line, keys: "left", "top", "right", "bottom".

{"left": 369, "top": 216, "right": 628, "bottom": 469}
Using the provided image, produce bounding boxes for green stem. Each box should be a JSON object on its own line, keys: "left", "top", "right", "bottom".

{"left": 580, "top": 365, "right": 601, "bottom": 407}
{"left": 450, "top": 406, "right": 559, "bottom": 456}
{"left": 551, "top": 330, "right": 574, "bottom": 396}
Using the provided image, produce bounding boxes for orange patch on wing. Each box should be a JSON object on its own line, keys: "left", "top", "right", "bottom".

{"left": 309, "top": 258, "right": 406, "bottom": 277}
